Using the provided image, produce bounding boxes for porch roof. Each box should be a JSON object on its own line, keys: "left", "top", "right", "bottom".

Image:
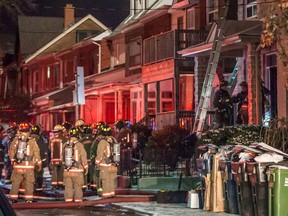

{"left": 178, "top": 20, "right": 262, "bottom": 57}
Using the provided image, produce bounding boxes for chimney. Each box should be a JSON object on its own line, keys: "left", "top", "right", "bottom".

{"left": 64, "top": 4, "right": 75, "bottom": 29}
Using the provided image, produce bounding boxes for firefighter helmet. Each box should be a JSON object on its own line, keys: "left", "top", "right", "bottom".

{"left": 220, "top": 80, "right": 229, "bottom": 87}
{"left": 19, "top": 122, "right": 30, "bottom": 132}
{"left": 75, "top": 119, "right": 85, "bottom": 127}
{"left": 99, "top": 124, "right": 112, "bottom": 136}
{"left": 52, "top": 124, "right": 64, "bottom": 132}
{"left": 69, "top": 127, "right": 80, "bottom": 137}
{"left": 62, "top": 121, "right": 72, "bottom": 131}
{"left": 239, "top": 81, "right": 248, "bottom": 87}
{"left": 83, "top": 125, "right": 93, "bottom": 134}
{"left": 114, "top": 120, "right": 126, "bottom": 130}
{"left": 31, "top": 124, "right": 41, "bottom": 135}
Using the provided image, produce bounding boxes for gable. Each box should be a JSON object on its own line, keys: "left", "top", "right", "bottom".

{"left": 25, "top": 14, "right": 109, "bottom": 63}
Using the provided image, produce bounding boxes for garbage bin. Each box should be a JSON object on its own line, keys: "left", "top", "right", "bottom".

{"left": 246, "top": 162, "right": 268, "bottom": 216}
{"left": 267, "top": 165, "right": 288, "bottom": 216}
{"left": 231, "top": 162, "right": 255, "bottom": 216}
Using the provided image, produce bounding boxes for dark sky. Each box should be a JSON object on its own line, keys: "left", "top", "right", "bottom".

{"left": 1, "top": 0, "right": 130, "bottom": 31}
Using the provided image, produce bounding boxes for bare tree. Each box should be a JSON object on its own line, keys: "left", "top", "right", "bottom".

{"left": 0, "top": 0, "right": 36, "bottom": 15}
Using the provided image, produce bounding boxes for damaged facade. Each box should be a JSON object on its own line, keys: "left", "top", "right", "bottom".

{"left": 6, "top": 0, "right": 287, "bottom": 131}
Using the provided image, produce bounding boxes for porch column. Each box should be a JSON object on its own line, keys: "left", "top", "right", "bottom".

{"left": 114, "top": 91, "right": 118, "bottom": 121}
{"left": 98, "top": 94, "right": 103, "bottom": 121}
{"left": 118, "top": 91, "right": 123, "bottom": 120}
{"left": 194, "top": 56, "right": 209, "bottom": 110}
{"left": 247, "top": 42, "right": 261, "bottom": 124}
{"left": 62, "top": 111, "right": 66, "bottom": 123}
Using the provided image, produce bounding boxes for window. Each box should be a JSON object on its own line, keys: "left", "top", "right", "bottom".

{"left": 177, "top": 16, "right": 184, "bottom": 29}
{"left": 33, "top": 69, "right": 39, "bottom": 93}
{"left": 129, "top": 38, "right": 141, "bottom": 67}
{"left": 113, "top": 42, "right": 125, "bottom": 66}
{"left": 89, "top": 50, "right": 98, "bottom": 75}
{"left": 53, "top": 64, "right": 60, "bottom": 87}
{"left": 206, "top": 0, "right": 218, "bottom": 24}
{"left": 160, "top": 79, "right": 174, "bottom": 113}
{"left": 76, "top": 30, "right": 99, "bottom": 42}
{"left": 187, "top": 9, "right": 195, "bottom": 29}
{"left": 147, "top": 83, "right": 156, "bottom": 114}
{"left": 246, "top": 0, "right": 257, "bottom": 19}
{"left": 179, "top": 75, "right": 194, "bottom": 111}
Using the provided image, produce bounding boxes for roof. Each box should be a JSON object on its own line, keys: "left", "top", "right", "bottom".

{"left": 107, "top": 0, "right": 173, "bottom": 39}
{"left": 179, "top": 20, "right": 262, "bottom": 57}
{"left": 18, "top": 16, "right": 64, "bottom": 59}
{"left": 24, "top": 14, "right": 109, "bottom": 63}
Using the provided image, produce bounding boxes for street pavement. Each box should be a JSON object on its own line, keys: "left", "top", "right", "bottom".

{"left": 114, "top": 202, "right": 236, "bottom": 216}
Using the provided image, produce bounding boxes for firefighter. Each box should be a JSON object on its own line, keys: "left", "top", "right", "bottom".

{"left": 63, "top": 127, "right": 88, "bottom": 202}
{"left": 62, "top": 121, "right": 72, "bottom": 138}
{"left": 49, "top": 124, "right": 66, "bottom": 189}
{"left": 2, "top": 124, "right": 18, "bottom": 184}
{"left": 90, "top": 122, "right": 105, "bottom": 191}
{"left": 79, "top": 125, "right": 94, "bottom": 191}
{"left": 95, "top": 124, "right": 118, "bottom": 198}
{"left": 75, "top": 119, "right": 85, "bottom": 135}
{"left": 30, "top": 124, "right": 49, "bottom": 191}
{"left": 213, "top": 80, "right": 233, "bottom": 128}
{"left": 232, "top": 81, "right": 248, "bottom": 124}
{"left": 114, "top": 120, "right": 131, "bottom": 145}
{"left": 9, "top": 122, "right": 41, "bottom": 203}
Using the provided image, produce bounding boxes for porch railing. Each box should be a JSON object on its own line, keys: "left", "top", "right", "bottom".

{"left": 144, "top": 29, "right": 208, "bottom": 65}
{"left": 178, "top": 111, "right": 195, "bottom": 132}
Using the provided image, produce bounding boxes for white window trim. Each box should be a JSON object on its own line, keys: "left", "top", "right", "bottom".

{"left": 187, "top": 8, "right": 195, "bottom": 29}
{"left": 245, "top": 0, "right": 257, "bottom": 19}
{"left": 206, "top": 0, "right": 218, "bottom": 24}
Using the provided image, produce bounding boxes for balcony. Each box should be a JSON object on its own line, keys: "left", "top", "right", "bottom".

{"left": 144, "top": 29, "right": 208, "bottom": 65}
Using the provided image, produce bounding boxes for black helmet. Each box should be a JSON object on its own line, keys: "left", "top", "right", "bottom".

{"left": 31, "top": 124, "right": 41, "bottom": 135}
{"left": 99, "top": 124, "right": 112, "bottom": 136}
{"left": 62, "top": 121, "right": 72, "bottom": 131}
{"left": 83, "top": 125, "right": 93, "bottom": 134}
{"left": 114, "top": 120, "right": 126, "bottom": 130}
{"left": 19, "top": 122, "right": 30, "bottom": 133}
{"left": 239, "top": 81, "right": 248, "bottom": 87}
{"left": 69, "top": 127, "right": 80, "bottom": 138}
{"left": 220, "top": 80, "right": 229, "bottom": 87}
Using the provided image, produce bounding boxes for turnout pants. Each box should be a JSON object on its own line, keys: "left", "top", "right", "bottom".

{"left": 100, "top": 165, "right": 117, "bottom": 198}
{"left": 10, "top": 168, "right": 34, "bottom": 201}
{"left": 51, "top": 164, "right": 64, "bottom": 187}
{"left": 64, "top": 171, "right": 84, "bottom": 202}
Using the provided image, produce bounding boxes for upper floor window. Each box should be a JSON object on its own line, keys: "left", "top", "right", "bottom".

{"left": 129, "top": 38, "right": 141, "bottom": 67}
{"left": 207, "top": 0, "right": 218, "bottom": 24}
{"left": 76, "top": 30, "right": 99, "bottom": 42}
{"left": 187, "top": 9, "right": 195, "bottom": 29}
{"left": 246, "top": 0, "right": 257, "bottom": 19}
{"left": 33, "top": 69, "right": 39, "bottom": 93}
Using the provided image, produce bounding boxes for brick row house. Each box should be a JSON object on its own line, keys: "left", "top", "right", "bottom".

{"left": 20, "top": 0, "right": 288, "bottom": 131}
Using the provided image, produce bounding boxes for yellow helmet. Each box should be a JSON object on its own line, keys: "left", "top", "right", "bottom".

{"left": 52, "top": 124, "right": 64, "bottom": 132}
{"left": 75, "top": 119, "right": 85, "bottom": 127}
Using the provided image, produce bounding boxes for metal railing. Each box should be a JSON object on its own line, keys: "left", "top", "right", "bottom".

{"left": 144, "top": 29, "right": 208, "bottom": 65}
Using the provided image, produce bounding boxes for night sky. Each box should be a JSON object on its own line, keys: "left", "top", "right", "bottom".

{"left": 0, "top": 0, "right": 130, "bottom": 31}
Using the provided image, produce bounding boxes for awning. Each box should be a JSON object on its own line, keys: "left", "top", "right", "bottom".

{"left": 49, "top": 87, "right": 74, "bottom": 106}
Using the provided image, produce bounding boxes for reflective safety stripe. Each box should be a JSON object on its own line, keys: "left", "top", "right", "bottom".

{"left": 14, "top": 165, "right": 34, "bottom": 169}
{"left": 51, "top": 182, "right": 58, "bottom": 185}
{"left": 84, "top": 165, "right": 89, "bottom": 169}
{"left": 58, "top": 182, "right": 64, "bottom": 185}
{"left": 95, "top": 160, "right": 100, "bottom": 164}
{"left": 99, "top": 163, "right": 112, "bottom": 167}
{"left": 24, "top": 195, "right": 33, "bottom": 199}
{"left": 51, "top": 159, "right": 62, "bottom": 161}
{"left": 65, "top": 199, "right": 73, "bottom": 202}
{"left": 75, "top": 199, "right": 82, "bottom": 202}
{"left": 65, "top": 169, "right": 84, "bottom": 172}
{"left": 19, "top": 189, "right": 25, "bottom": 192}
{"left": 10, "top": 194, "right": 18, "bottom": 199}
{"left": 102, "top": 192, "right": 115, "bottom": 197}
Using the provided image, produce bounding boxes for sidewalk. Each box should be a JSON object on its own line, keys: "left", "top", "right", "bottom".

{"left": 114, "top": 202, "right": 236, "bottom": 216}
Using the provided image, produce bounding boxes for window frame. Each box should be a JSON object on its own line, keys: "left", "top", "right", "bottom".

{"left": 245, "top": 0, "right": 257, "bottom": 19}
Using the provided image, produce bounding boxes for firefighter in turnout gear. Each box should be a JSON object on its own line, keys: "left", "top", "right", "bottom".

{"left": 63, "top": 127, "right": 88, "bottom": 202}
{"left": 95, "top": 124, "right": 118, "bottom": 198}
{"left": 79, "top": 125, "right": 94, "bottom": 191}
{"left": 232, "top": 81, "right": 248, "bottom": 124}
{"left": 9, "top": 122, "right": 41, "bottom": 203}
{"left": 0, "top": 126, "right": 5, "bottom": 180}
{"left": 30, "top": 124, "right": 49, "bottom": 191}
{"left": 213, "top": 80, "right": 233, "bottom": 128}
{"left": 114, "top": 120, "right": 131, "bottom": 145}
{"left": 49, "top": 124, "right": 66, "bottom": 189}
{"left": 62, "top": 121, "right": 72, "bottom": 138}
{"left": 2, "top": 124, "right": 17, "bottom": 184}
{"left": 90, "top": 122, "right": 105, "bottom": 191}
